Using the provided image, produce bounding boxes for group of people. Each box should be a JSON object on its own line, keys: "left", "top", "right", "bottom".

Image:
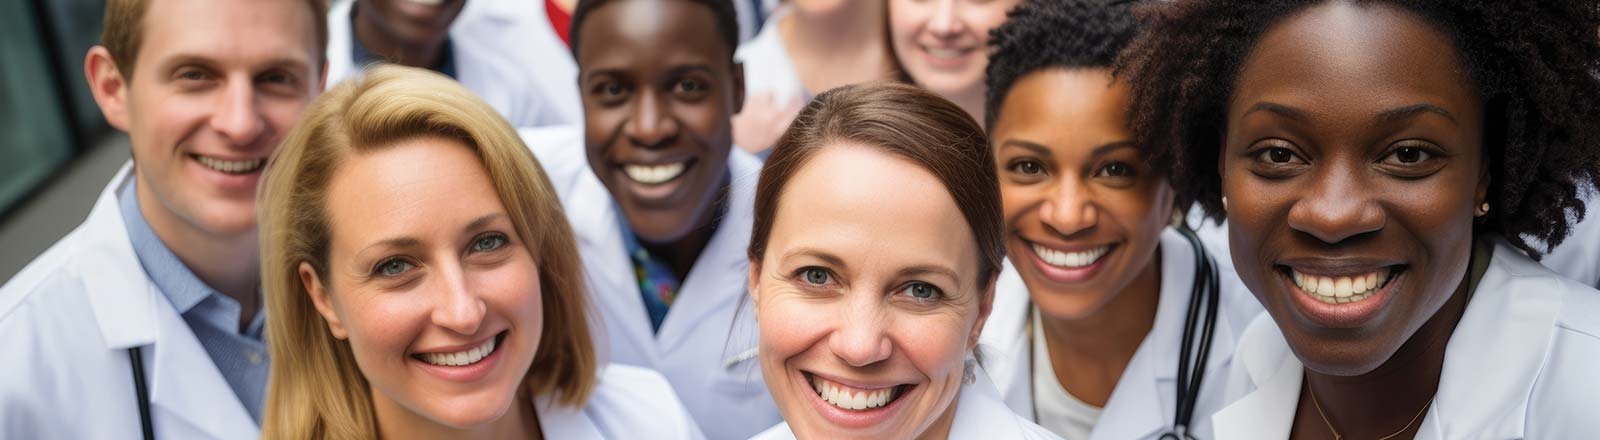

{"left": 3, "top": 0, "right": 1600, "bottom": 439}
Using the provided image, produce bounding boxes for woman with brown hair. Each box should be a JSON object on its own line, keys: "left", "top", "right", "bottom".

{"left": 745, "top": 82, "right": 1057, "bottom": 439}
{"left": 257, "top": 65, "right": 701, "bottom": 439}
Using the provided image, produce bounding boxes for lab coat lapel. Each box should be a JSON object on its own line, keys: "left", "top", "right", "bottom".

{"left": 1210, "top": 321, "right": 1300, "bottom": 440}
{"left": 655, "top": 150, "right": 760, "bottom": 356}
{"left": 950, "top": 366, "right": 1039, "bottom": 439}
{"left": 1093, "top": 229, "right": 1194, "bottom": 440}
{"left": 81, "top": 164, "right": 158, "bottom": 350}
{"left": 572, "top": 175, "right": 656, "bottom": 364}
{"left": 981, "top": 260, "right": 1034, "bottom": 417}
{"left": 1418, "top": 239, "right": 1560, "bottom": 439}
{"left": 536, "top": 394, "right": 604, "bottom": 438}
{"left": 148, "top": 291, "right": 258, "bottom": 439}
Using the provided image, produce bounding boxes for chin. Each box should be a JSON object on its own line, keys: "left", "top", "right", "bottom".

{"left": 422, "top": 396, "right": 517, "bottom": 430}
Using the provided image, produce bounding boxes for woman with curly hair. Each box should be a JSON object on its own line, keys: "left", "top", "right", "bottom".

{"left": 1122, "top": 0, "right": 1600, "bottom": 438}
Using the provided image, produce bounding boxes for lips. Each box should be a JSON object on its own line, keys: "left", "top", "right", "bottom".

{"left": 809, "top": 374, "right": 908, "bottom": 411}
{"left": 622, "top": 161, "right": 688, "bottom": 185}
{"left": 1290, "top": 267, "right": 1395, "bottom": 304}
{"left": 1021, "top": 239, "right": 1119, "bottom": 284}
{"left": 1276, "top": 263, "right": 1406, "bottom": 328}
{"left": 192, "top": 154, "right": 266, "bottom": 175}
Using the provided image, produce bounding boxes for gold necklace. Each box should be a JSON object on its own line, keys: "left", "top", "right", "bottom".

{"left": 1306, "top": 382, "right": 1431, "bottom": 440}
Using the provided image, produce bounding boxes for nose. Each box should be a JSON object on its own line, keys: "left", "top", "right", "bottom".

{"left": 1286, "top": 166, "right": 1385, "bottom": 243}
{"left": 927, "top": 0, "right": 963, "bottom": 37}
{"left": 430, "top": 265, "right": 486, "bottom": 336}
{"left": 1038, "top": 178, "right": 1099, "bottom": 237}
{"left": 828, "top": 298, "right": 893, "bottom": 368}
{"left": 624, "top": 90, "right": 679, "bottom": 149}
{"left": 209, "top": 75, "right": 268, "bottom": 147}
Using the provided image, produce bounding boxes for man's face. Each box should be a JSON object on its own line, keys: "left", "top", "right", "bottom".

{"left": 575, "top": 0, "right": 744, "bottom": 243}
{"left": 115, "top": 0, "right": 322, "bottom": 239}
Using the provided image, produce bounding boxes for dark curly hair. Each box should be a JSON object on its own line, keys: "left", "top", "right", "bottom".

{"left": 1119, "top": 0, "right": 1600, "bottom": 258}
{"left": 984, "top": 0, "right": 1140, "bottom": 130}
{"left": 569, "top": 0, "right": 741, "bottom": 65}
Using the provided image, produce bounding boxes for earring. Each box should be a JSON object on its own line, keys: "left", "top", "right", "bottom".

{"left": 962, "top": 356, "right": 976, "bottom": 385}
{"left": 1477, "top": 202, "right": 1490, "bottom": 217}
{"left": 1221, "top": 196, "right": 1229, "bottom": 212}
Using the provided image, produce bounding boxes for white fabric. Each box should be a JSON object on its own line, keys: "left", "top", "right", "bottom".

{"left": 1211, "top": 237, "right": 1600, "bottom": 439}
{"left": 1029, "top": 308, "right": 1104, "bottom": 440}
{"left": 1538, "top": 189, "right": 1600, "bottom": 288}
{"left": 734, "top": 6, "right": 807, "bottom": 108}
{"left": 979, "top": 228, "right": 1263, "bottom": 440}
{"left": 0, "top": 164, "right": 258, "bottom": 439}
{"left": 750, "top": 366, "right": 1063, "bottom": 440}
{"left": 520, "top": 126, "right": 779, "bottom": 440}
{"left": 537, "top": 364, "right": 705, "bottom": 439}
{"left": 325, "top": 0, "right": 575, "bottom": 127}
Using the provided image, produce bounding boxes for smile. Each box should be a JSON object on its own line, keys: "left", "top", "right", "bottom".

{"left": 808, "top": 373, "right": 909, "bottom": 412}
{"left": 193, "top": 154, "right": 265, "bottom": 174}
{"left": 403, "top": 0, "right": 443, "bottom": 6}
{"left": 1288, "top": 267, "right": 1398, "bottom": 305}
{"left": 413, "top": 332, "right": 504, "bottom": 367}
{"left": 922, "top": 45, "right": 973, "bottom": 60}
{"left": 622, "top": 160, "right": 690, "bottom": 185}
{"left": 1031, "top": 243, "right": 1112, "bottom": 268}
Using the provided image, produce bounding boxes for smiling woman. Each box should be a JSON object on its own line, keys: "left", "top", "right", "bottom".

{"left": 257, "top": 65, "right": 701, "bottom": 440}
{"left": 745, "top": 82, "right": 1056, "bottom": 440}
{"left": 1123, "top": 0, "right": 1600, "bottom": 438}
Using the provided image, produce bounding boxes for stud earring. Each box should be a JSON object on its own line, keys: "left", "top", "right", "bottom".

{"left": 1221, "top": 196, "right": 1229, "bottom": 212}
{"left": 1477, "top": 202, "right": 1490, "bottom": 217}
{"left": 962, "top": 356, "right": 976, "bottom": 385}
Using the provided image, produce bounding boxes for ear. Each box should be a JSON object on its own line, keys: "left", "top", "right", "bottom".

{"left": 967, "top": 272, "right": 1000, "bottom": 351}
{"left": 85, "top": 46, "right": 131, "bottom": 132}
{"left": 1475, "top": 158, "right": 1491, "bottom": 209}
{"left": 730, "top": 61, "right": 746, "bottom": 115}
{"left": 300, "top": 262, "right": 348, "bottom": 339}
{"left": 746, "top": 259, "right": 762, "bottom": 318}
{"left": 318, "top": 60, "right": 330, "bottom": 91}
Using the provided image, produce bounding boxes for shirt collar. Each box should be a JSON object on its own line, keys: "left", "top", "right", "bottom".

{"left": 348, "top": 3, "right": 458, "bottom": 79}
{"left": 117, "top": 180, "right": 222, "bottom": 314}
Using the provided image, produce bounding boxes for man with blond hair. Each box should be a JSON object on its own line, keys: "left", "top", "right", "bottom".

{"left": 0, "top": 0, "right": 327, "bottom": 437}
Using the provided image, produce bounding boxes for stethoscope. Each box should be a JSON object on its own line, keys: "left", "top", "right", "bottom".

{"left": 128, "top": 346, "right": 155, "bottom": 440}
{"left": 1160, "top": 226, "right": 1221, "bottom": 440}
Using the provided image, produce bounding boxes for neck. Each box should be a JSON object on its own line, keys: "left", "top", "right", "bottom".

{"left": 353, "top": 5, "right": 448, "bottom": 69}
{"left": 915, "top": 396, "right": 961, "bottom": 440}
{"left": 373, "top": 391, "right": 540, "bottom": 440}
{"left": 1296, "top": 259, "right": 1477, "bottom": 440}
{"left": 135, "top": 179, "right": 260, "bottom": 330}
{"left": 945, "top": 89, "right": 987, "bottom": 131}
{"left": 1036, "top": 253, "right": 1162, "bottom": 405}
{"left": 780, "top": 3, "right": 894, "bottom": 93}
{"left": 641, "top": 181, "right": 729, "bottom": 281}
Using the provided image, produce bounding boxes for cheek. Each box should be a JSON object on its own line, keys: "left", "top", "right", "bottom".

{"left": 338, "top": 289, "right": 428, "bottom": 367}
{"left": 479, "top": 257, "right": 544, "bottom": 331}
{"left": 894, "top": 313, "right": 973, "bottom": 381}
{"left": 999, "top": 183, "right": 1043, "bottom": 227}
{"left": 758, "top": 293, "right": 829, "bottom": 361}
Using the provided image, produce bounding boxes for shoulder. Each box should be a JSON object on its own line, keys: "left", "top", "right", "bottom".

{"left": 1525, "top": 280, "right": 1600, "bottom": 435}
{"left": 584, "top": 364, "right": 703, "bottom": 439}
{"left": 0, "top": 224, "right": 96, "bottom": 323}
{"left": 748, "top": 422, "right": 795, "bottom": 440}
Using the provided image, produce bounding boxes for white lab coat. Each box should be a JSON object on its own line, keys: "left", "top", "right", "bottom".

{"left": 325, "top": 0, "right": 575, "bottom": 127}
{"left": 735, "top": 5, "right": 807, "bottom": 108}
{"left": 1536, "top": 189, "right": 1600, "bottom": 288}
{"left": 521, "top": 126, "right": 780, "bottom": 440}
{"left": 0, "top": 164, "right": 257, "bottom": 439}
{"left": 750, "top": 366, "right": 1063, "bottom": 440}
{"left": 1212, "top": 237, "right": 1600, "bottom": 439}
{"left": 979, "top": 228, "right": 1262, "bottom": 440}
{"left": 540, "top": 364, "right": 705, "bottom": 439}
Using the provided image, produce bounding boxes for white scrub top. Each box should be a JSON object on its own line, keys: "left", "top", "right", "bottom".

{"left": 750, "top": 366, "right": 1063, "bottom": 440}
{"left": 734, "top": 5, "right": 807, "bottom": 109}
{"left": 0, "top": 164, "right": 258, "bottom": 439}
{"left": 521, "top": 126, "right": 780, "bottom": 440}
{"left": 325, "top": 0, "right": 574, "bottom": 127}
{"left": 980, "top": 227, "right": 1262, "bottom": 440}
{"left": 539, "top": 364, "right": 705, "bottom": 439}
{"left": 1212, "top": 237, "right": 1600, "bottom": 439}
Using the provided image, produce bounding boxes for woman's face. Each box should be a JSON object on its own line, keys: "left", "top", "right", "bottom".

{"left": 302, "top": 136, "right": 544, "bottom": 429}
{"left": 1223, "top": 2, "right": 1486, "bottom": 376}
{"left": 888, "top": 0, "right": 1020, "bottom": 102}
{"left": 750, "top": 145, "right": 994, "bottom": 439}
{"left": 991, "top": 69, "right": 1173, "bottom": 320}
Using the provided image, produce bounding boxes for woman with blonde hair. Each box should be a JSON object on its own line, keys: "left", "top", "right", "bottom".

{"left": 258, "top": 65, "right": 702, "bottom": 439}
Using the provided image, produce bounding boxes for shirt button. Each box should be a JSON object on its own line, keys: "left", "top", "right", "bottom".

{"left": 247, "top": 351, "right": 263, "bottom": 365}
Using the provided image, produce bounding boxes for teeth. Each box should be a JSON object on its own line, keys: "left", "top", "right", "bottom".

{"left": 419, "top": 336, "right": 496, "bottom": 367}
{"left": 925, "top": 47, "right": 967, "bottom": 60}
{"left": 1290, "top": 268, "right": 1391, "bottom": 304}
{"left": 404, "top": 0, "right": 443, "bottom": 5}
{"left": 622, "top": 162, "right": 687, "bottom": 185}
{"left": 1031, "top": 243, "right": 1111, "bottom": 268}
{"left": 809, "top": 375, "right": 900, "bottom": 411}
{"left": 195, "top": 156, "right": 265, "bottom": 174}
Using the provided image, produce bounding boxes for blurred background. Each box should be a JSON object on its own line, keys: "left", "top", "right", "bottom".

{"left": 0, "top": 0, "right": 128, "bottom": 281}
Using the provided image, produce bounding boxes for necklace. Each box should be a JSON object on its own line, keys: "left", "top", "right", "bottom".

{"left": 1306, "top": 382, "right": 1431, "bottom": 440}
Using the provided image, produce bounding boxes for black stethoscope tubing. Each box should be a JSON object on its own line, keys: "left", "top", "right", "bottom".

{"left": 129, "top": 346, "right": 154, "bottom": 440}
{"left": 1160, "top": 227, "right": 1221, "bottom": 440}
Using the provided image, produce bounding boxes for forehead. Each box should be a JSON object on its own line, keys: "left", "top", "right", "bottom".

{"left": 770, "top": 146, "right": 978, "bottom": 276}
{"left": 325, "top": 138, "right": 505, "bottom": 244}
{"left": 994, "top": 69, "right": 1131, "bottom": 153}
{"left": 575, "top": 0, "right": 731, "bottom": 71}
{"left": 138, "top": 0, "right": 319, "bottom": 72}
{"left": 1231, "top": 2, "right": 1478, "bottom": 120}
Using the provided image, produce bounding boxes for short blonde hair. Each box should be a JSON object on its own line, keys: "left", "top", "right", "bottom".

{"left": 101, "top": 0, "right": 329, "bottom": 78}
{"left": 258, "top": 65, "right": 595, "bottom": 439}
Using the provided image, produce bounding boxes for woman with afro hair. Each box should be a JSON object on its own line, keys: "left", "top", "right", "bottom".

{"left": 1122, "top": 0, "right": 1600, "bottom": 438}
{"left": 978, "top": 0, "right": 1262, "bottom": 439}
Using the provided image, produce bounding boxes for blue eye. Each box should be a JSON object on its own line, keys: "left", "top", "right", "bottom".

{"left": 800, "top": 267, "right": 832, "bottom": 286}
{"left": 471, "top": 234, "right": 507, "bottom": 252}
{"left": 901, "top": 282, "right": 943, "bottom": 301}
{"left": 375, "top": 258, "right": 414, "bottom": 277}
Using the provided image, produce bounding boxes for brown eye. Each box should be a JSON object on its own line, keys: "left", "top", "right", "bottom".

{"left": 1008, "top": 159, "right": 1044, "bottom": 176}
{"left": 1389, "top": 147, "right": 1431, "bottom": 164}
{"left": 1266, "top": 148, "right": 1294, "bottom": 164}
{"left": 1096, "top": 162, "right": 1136, "bottom": 178}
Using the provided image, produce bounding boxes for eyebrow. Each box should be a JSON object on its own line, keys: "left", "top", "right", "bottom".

{"left": 158, "top": 54, "right": 311, "bottom": 73}
{"left": 361, "top": 213, "right": 506, "bottom": 253}
{"left": 1000, "top": 139, "right": 1136, "bottom": 158}
{"left": 1242, "top": 102, "right": 1308, "bottom": 121}
{"left": 666, "top": 64, "right": 715, "bottom": 77}
{"left": 1376, "top": 103, "right": 1458, "bottom": 125}
{"left": 894, "top": 265, "right": 961, "bottom": 284}
{"left": 780, "top": 247, "right": 847, "bottom": 269}
{"left": 463, "top": 213, "right": 506, "bottom": 234}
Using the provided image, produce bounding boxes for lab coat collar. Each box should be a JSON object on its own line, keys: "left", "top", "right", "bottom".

{"left": 80, "top": 163, "right": 159, "bottom": 350}
{"left": 82, "top": 163, "right": 258, "bottom": 438}
{"left": 1212, "top": 237, "right": 1559, "bottom": 440}
{"left": 535, "top": 393, "right": 604, "bottom": 438}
